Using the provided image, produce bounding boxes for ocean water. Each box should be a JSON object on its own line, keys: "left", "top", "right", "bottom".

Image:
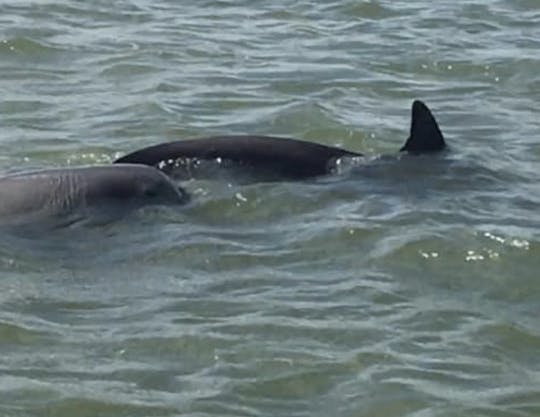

{"left": 0, "top": 1, "right": 539, "bottom": 416}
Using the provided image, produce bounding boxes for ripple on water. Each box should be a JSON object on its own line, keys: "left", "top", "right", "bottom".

{"left": 0, "top": 321, "right": 52, "bottom": 345}
{"left": 0, "top": 37, "right": 64, "bottom": 57}
{"left": 1, "top": 0, "right": 540, "bottom": 416}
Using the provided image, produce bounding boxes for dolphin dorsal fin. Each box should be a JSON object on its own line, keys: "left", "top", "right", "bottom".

{"left": 400, "top": 100, "right": 446, "bottom": 153}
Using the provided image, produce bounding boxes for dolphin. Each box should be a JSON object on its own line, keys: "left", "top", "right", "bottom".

{"left": 114, "top": 100, "right": 446, "bottom": 180}
{"left": 0, "top": 164, "right": 189, "bottom": 228}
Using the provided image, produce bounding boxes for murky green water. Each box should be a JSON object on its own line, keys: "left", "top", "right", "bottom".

{"left": 1, "top": 1, "right": 539, "bottom": 416}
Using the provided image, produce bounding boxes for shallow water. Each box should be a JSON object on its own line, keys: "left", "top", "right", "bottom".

{"left": 1, "top": 1, "right": 539, "bottom": 416}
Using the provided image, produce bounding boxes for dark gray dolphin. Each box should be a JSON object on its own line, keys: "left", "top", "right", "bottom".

{"left": 114, "top": 100, "right": 446, "bottom": 179}
{"left": 0, "top": 164, "right": 189, "bottom": 228}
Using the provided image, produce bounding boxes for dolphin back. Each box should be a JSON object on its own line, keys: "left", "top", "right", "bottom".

{"left": 115, "top": 136, "right": 361, "bottom": 179}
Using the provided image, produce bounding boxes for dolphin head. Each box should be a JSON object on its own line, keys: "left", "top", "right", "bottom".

{"left": 137, "top": 171, "right": 190, "bottom": 205}
{"left": 80, "top": 164, "right": 190, "bottom": 209}
{"left": 0, "top": 164, "right": 190, "bottom": 230}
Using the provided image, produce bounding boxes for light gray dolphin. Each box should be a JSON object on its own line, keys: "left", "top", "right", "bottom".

{"left": 0, "top": 164, "right": 189, "bottom": 228}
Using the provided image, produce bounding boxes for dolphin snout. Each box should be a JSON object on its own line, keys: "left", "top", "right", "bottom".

{"left": 176, "top": 186, "right": 191, "bottom": 205}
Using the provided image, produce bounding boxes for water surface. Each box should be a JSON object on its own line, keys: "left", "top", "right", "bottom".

{"left": 0, "top": 1, "right": 539, "bottom": 416}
